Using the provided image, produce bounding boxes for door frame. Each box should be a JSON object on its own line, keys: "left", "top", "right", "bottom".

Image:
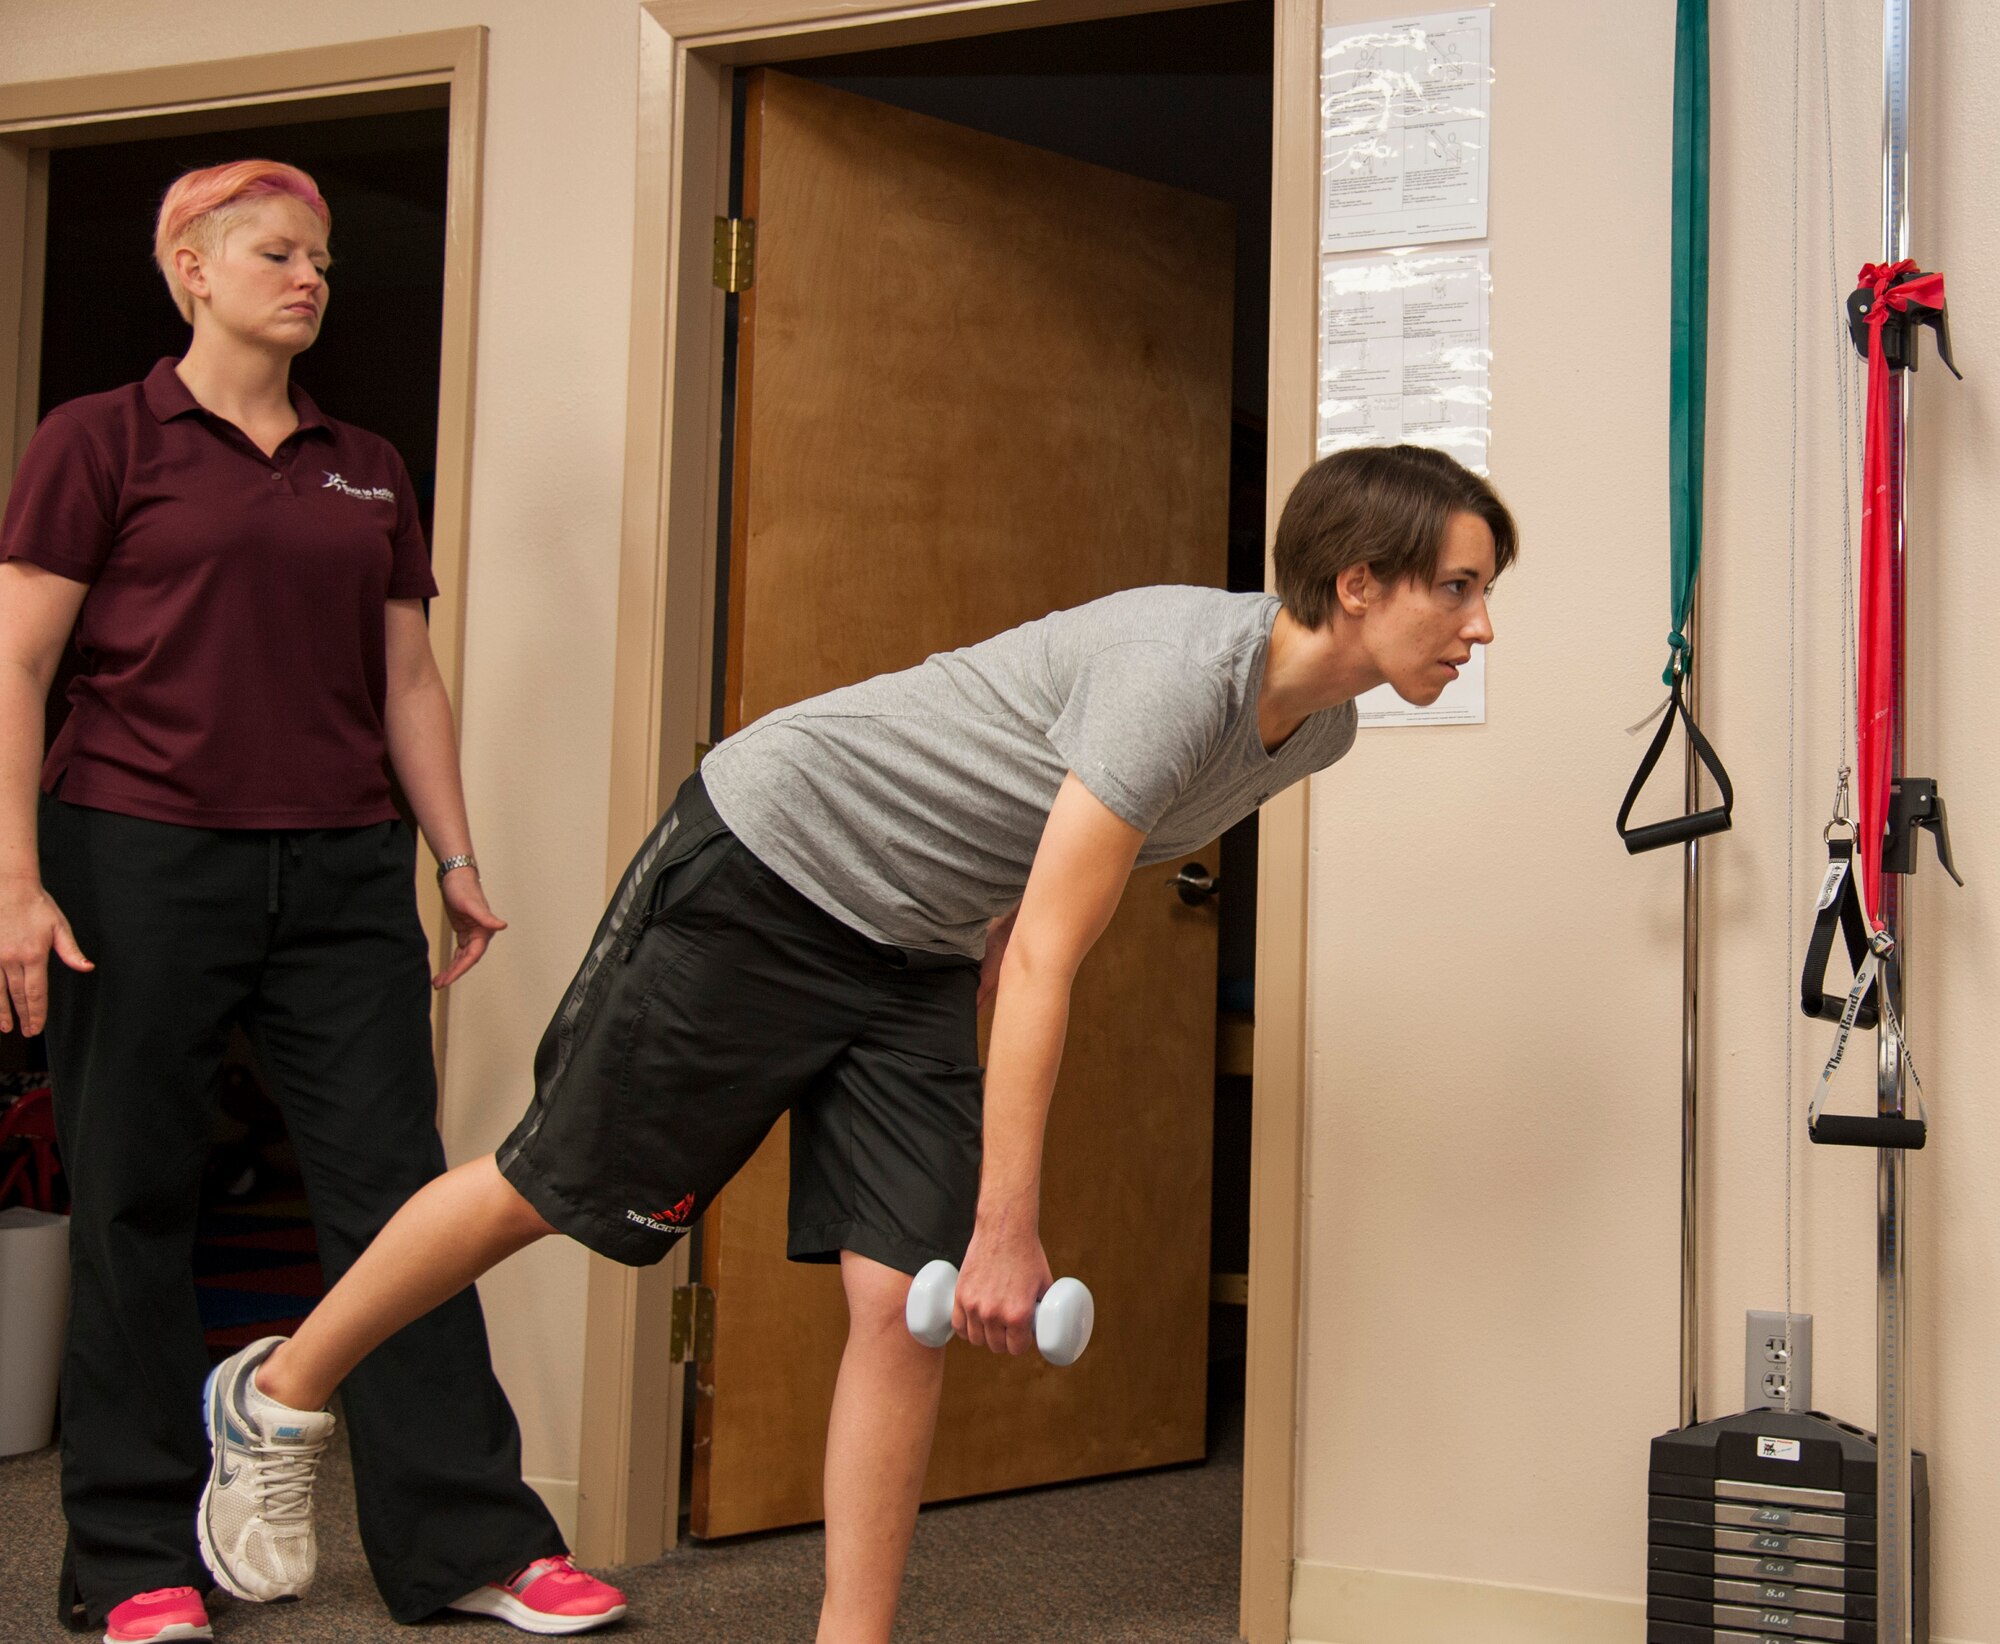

{"left": 590, "top": 3, "right": 1317, "bottom": 1638}
{"left": 0, "top": 30, "right": 490, "bottom": 1069}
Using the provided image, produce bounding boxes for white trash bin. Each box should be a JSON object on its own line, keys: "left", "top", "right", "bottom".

{"left": 0, "top": 1206, "right": 69, "bottom": 1456}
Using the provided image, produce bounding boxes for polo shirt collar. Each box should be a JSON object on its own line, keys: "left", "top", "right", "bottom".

{"left": 289, "top": 382, "right": 332, "bottom": 438}
{"left": 141, "top": 356, "right": 333, "bottom": 440}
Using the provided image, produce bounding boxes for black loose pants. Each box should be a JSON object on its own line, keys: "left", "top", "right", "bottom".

{"left": 40, "top": 799, "right": 563, "bottom": 1624}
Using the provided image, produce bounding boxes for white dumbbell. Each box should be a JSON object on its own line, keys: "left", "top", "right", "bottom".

{"left": 904, "top": 1259, "right": 1095, "bottom": 1367}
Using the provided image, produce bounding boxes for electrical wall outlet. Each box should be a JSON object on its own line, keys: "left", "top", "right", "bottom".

{"left": 1745, "top": 1311, "right": 1813, "bottom": 1412}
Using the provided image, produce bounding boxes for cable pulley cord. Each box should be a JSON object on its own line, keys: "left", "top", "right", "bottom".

{"left": 1784, "top": 0, "right": 1866, "bottom": 1384}
{"left": 1795, "top": 3, "right": 1885, "bottom": 1143}
{"left": 1822, "top": 0, "right": 1860, "bottom": 842}
{"left": 1782, "top": 0, "right": 1856, "bottom": 1408}
{"left": 1781, "top": 0, "right": 1801, "bottom": 1408}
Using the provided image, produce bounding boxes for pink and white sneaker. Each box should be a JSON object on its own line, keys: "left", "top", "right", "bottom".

{"left": 103, "top": 1586, "right": 212, "bottom": 1643}
{"left": 445, "top": 1556, "right": 628, "bottom": 1634}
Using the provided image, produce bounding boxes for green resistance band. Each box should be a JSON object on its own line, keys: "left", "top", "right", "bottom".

{"left": 1667, "top": 0, "right": 1708, "bottom": 682}
{"left": 1619, "top": 0, "right": 1732, "bottom": 855}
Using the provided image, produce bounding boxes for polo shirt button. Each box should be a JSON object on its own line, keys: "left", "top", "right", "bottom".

{"left": 270, "top": 470, "right": 282, "bottom": 481}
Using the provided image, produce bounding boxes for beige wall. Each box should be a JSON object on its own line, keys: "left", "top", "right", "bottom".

{"left": 0, "top": 0, "right": 654, "bottom": 1533}
{"left": 1294, "top": 3, "right": 1999, "bottom": 1642}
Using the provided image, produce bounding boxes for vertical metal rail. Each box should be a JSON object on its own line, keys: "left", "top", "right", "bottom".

{"left": 1679, "top": 599, "right": 1703, "bottom": 1432}
{"left": 1875, "top": 2, "right": 1915, "bottom": 1637}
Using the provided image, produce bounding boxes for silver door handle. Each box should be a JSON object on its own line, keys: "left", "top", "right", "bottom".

{"left": 1171, "top": 864, "right": 1219, "bottom": 906}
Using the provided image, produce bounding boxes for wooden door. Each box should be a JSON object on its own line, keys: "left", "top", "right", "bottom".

{"left": 693, "top": 69, "right": 1233, "bottom": 1538}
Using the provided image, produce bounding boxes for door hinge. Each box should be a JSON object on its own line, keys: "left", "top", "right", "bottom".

{"left": 670, "top": 1283, "right": 716, "bottom": 1364}
{"left": 713, "top": 218, "right": 755, "bottom": 293}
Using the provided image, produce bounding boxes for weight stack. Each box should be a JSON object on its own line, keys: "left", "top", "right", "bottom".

{"left": 1648, "top": 1409, "right": 1928, "bottom": 1643}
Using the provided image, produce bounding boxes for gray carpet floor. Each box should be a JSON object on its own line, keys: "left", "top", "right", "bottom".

{"left": 0, "top": 1400, "right": 1242, "bottom": 1641}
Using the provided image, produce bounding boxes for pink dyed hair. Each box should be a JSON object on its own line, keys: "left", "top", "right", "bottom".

{"left": 152, "top": 160, "right": 331, "bottom": 323}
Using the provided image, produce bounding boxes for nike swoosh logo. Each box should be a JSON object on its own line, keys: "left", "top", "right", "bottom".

{"left": 213, "top": 1400, "right": 243, "bottom": 1487}
{"left": 212, "top": 1378, "right": 250, "bottom": 1486}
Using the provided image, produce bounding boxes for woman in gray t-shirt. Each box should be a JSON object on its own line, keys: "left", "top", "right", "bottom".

{"left": 193, "top": 444, "right": 1516, "bottom": 1643}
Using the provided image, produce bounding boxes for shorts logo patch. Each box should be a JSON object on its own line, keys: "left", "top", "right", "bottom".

{"left": 625, "top": 1192, "right": 698, "bottom": 1233}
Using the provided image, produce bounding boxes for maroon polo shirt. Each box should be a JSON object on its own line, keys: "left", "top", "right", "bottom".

{"left": 0, "top": 358, "right": 438, "bottom": 829}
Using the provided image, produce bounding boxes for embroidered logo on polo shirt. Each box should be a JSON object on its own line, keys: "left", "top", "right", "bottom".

{"left": 322, "top": 471, "right": 395, "bottom": 502}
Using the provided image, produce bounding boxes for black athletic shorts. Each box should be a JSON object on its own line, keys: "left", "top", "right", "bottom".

{"left": 495, "top": 770, "right": 983, "bottom": 1273}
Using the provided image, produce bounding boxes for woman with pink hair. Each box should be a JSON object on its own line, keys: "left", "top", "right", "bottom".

{"left": 0, "top": 161, "right": 624, "bottom": 1641}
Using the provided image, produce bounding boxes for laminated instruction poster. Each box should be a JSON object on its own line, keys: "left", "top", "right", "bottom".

{"left": 1317, "top": 250, "right": 1492, "bottom": 727}
{"left": 1317, "top": 248, "right": 1490, "bottom": 472}
{"left": 1321, "top": 8, "right": 1491, "bottom": 252}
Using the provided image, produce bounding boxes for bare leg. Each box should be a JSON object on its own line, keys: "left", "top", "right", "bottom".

{"left": 817, "top": 1252, "right": 948, "bottom": 1644}
{"left": 255, "top": 1154, "right": 553, "bottom": 1411}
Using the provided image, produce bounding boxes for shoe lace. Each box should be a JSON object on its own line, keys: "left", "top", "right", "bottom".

{"left": 257, "top": 1444, "right": 324, "bottom": 1524}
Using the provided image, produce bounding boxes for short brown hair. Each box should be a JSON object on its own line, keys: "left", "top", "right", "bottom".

{"left": 1273, "top": 445, "right": 1517, "bottom": 629}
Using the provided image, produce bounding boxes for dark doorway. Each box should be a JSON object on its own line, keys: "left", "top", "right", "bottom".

{"left": 28, "top": 104, "right": 452, "bottom": 1353}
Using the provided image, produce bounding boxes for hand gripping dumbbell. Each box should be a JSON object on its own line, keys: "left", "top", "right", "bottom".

{"left": 904, "top": 1260, "right": 1095, "bottom": 1367}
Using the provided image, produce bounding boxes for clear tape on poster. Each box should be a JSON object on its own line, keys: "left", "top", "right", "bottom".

{"left": 1319, "top": 248, "right": 1493, "bottom": 726}
{"left": 1322, "top": 8, "right": 1493, "bottom": 254}
{"left": 1317, "top": 248, "right": 1491, "bottom": 474}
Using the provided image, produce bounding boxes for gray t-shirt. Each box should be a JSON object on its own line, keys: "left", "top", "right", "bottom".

{"left": 700, "top": 586, "right": 1356, "bottom": 957}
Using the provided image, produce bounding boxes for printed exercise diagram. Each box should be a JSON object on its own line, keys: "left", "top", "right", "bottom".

{"left": 1322, "top": 9, "right": 1491, "bottom": 251}
{"left": 1317, "top": 250, "right": 1490, "bottom": 473}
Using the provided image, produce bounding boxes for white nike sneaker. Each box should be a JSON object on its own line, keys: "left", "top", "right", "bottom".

{"left": 196, "top": 1337, "right": 336, "bottom": 1602}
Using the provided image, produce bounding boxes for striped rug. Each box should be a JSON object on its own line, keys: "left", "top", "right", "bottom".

{"left": 193, "top": 1185, "right": 323, "bottom": 1358}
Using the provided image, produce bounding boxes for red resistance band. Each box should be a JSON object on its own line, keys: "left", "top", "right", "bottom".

{"left": 1853, "top": 258, "right": 1947, "bottom": 926}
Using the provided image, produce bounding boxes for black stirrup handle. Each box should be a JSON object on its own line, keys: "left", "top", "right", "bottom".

{"left": 1809, "top": 1113, "right": 1927, "bottom": 1151}
{"left": 1617, "top": 671, "right": 1735, "bottom": 854}
{"left": 1800, "top": 838, "right": 1880, "bottom": 1030}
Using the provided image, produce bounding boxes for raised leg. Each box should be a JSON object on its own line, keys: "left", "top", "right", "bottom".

{"left": 817, "top": 1251, "right": 948, "bottom": 1644}
{"left": 255, "top": 1154, "right": 552, "bottom": 1413}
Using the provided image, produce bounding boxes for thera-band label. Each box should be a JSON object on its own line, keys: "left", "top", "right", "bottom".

{"left": 1758, "top": 1437, "right": 1805, "bottom": 1463}
{"left": 1815, "top": 861, "right": 1846, "bottom": 912}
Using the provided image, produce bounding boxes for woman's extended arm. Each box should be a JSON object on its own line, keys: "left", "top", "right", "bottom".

{"left": 0, "top": 561, "right": 93, "bottom": 1032}
{"left": 382, "top": 598, "right": 505, "bottom": 988}
{"left": 953, "top": 772, "right": 1142, "bottom": 1355}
